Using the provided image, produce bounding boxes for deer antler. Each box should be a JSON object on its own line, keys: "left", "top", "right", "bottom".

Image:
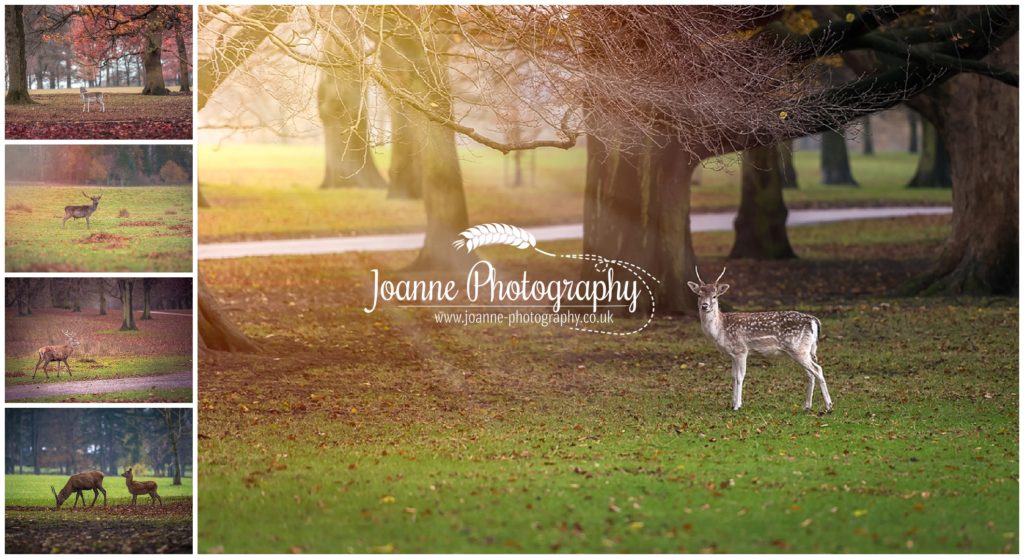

{"left": 694, "top": 266, "right": 704, "bottom": 285}
{"left": 82, "top": 191, "right": 92, "bottom": 199}
{"left": 715, "top": 267, "right": 727, "bottom": 284}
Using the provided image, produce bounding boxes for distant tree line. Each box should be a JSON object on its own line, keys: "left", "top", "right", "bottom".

{"left": 6, "top": 145, "right": 192, "bottom": 186}
{"left": 4, "top": 409, "right": 192, "bottom": 484}
{"left": 6, "top": 278, "right": 192, "bottom": 329}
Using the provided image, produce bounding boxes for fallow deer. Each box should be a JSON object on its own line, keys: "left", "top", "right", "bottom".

{"left": 63, "top": 192, "right": 102, "bottom": 229}
{"left": 688, "top": 267, "right": 833, "bottom": 413}
{"left": 80, "top": 86, "right": 105, "bottom": 112}
{"left": 52, "top": 470, "right": 107, "bottom": 509}
{"left": 122, "top": 468, "right": 162, "bottom": 506}
{"left": 33, "top": 330, "right": 80, "bottom": 380}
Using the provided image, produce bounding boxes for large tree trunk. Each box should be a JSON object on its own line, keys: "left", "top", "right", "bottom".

{"left": 98, "top": 282, "right": 107, "bottom": 316}
{"left": 381, "top": 27, "right": 426, "bottom": 199}
{"left": 119, "top": 280, "right": 137, "bottom": 331}
{"left": 175, "top": 24, "right": 191, "bottom": 94}
{"left": 5, "top": 6, "right": 32, "bottom": 104}
{"left": 583, "top": 134, "right": 700, "bottom": 315}
{"left": 820, "top": 129, "right": 858, "bottom": 186}
{"left": 396, "top": 10, "right": 471, "bottom": 271}
{"left": 141, "top": 28, "right": 169, "bottom": 96}
{"left": 906, "top": 120, "right": 952, "bottom": 188}
{"left": 861, "top": 116, "right": 875, "bottom": 155}
{"left": 909, "top": 34, "right": 1018, "bottom": 295}
{"left": 730, "top": 143, "right": 797, "bottom": 260}
{"left": 141, "top": 279, "right": 153, "bottom": 320}
{"left": 317, "top": 18, "right": 386, "bottom": 190}
{"left": 198, "top": 276, "right": 258, "bottom": 352}
{"left": 780, "top": 139, "right": 798, "bottom": 189}
{"left": 907, "top": 110, "right": 919, "bottom": 153}
{"left": 71, "top": 279, "right": 81, "bottom": 312}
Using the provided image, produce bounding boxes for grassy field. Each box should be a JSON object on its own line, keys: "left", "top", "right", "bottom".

{"left": 6, "top": 87, "right": 191, "bottom": 139}
{"left": 6, "top": 474, "right": 193, "bottom": 507}
{"left": 198, "top": 144, "right": 951, "bottom": 242}
{"left": 198, "top": 215, "right": 1017, "bottom": 553}
{"left": 6, "top": 474, "right": 192, "bottom": 553}
{"left": 16, "top": 388, "right": 194, "bottom": 404}
{"left": 6, "top": 185, "right": 192, "bottom": 272}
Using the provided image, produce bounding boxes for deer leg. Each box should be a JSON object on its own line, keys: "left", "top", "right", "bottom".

{"left": 62, "top": 214, "right": 69, "bottom": 228}
{"left": 91, "top": 488, "right": 99, "bottom": 507}
{"left": 803, "top": 371, "right": 816, "bottom": 411}
{"left": 99, "top": 486, "right": 107, "bottom": 507}
{"left": 734, "top": 353, "right": 748, "bottom": 411}
{"left": 65, "top": 360, "right": 72, "bottom": 376}
{"left": 794, "top": 353, "right": 832, "bottom": 412}
{"left": 43, "top": 360, "right": 50, "bottom": 380}
{"left": 33, "top": 356, "right": 43, "bottom": 379}
{"left": 72, "top": 491, "right": 80, "bottom": 509}
{"left": 86, "top": 216, "right": 90, "bottom": 229}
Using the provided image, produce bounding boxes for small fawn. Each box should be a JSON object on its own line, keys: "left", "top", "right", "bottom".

{"left": 52, "top": 470, "right": 107, "bottom": 509}
{"left": 33, "top": 329, "right": 80, "bottom": 380}
{"left": 80, "top": 86, "right": 105, "bottom": 112}
{"left": 688, "top": 267, "right": 833, "bottom": 413}
{"left": 63, "top": 192, "right": 102, "bottom": 229}
{"left": 122, "top": 468, "right": 162, "bottom": 506}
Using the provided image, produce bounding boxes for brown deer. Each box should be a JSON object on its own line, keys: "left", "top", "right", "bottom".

{"left": 63, "top": 192, "right": 102, "bottom": 229}
{"left": 33, "top": 330, "right": 80, "bottom": 380}
{"left": 52, "top": 471, "right": 107, "bottom": 509}
{"left": 688, "top": 267, "right": 833, "bottom": 413}
{"left": 122, "top": 468, "right": 162, "bottom": 506}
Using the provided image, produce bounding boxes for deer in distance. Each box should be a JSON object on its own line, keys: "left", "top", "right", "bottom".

{"left": 79, "top": 86, "right": 105, "bottom": 112}
{"left": 122, "top": 468, "right": 162, "bottom": 506}
{"left": 688, "top": 267, "right": 833, "bottom": 413}
{"left": 63, "top": 192, "right": 102, "bottom": 229}
{"left": 52, "top": 470, "right": 107, "bottom": 510}
{"left": 33, "top": 329, "right": 80, "bottom": 380}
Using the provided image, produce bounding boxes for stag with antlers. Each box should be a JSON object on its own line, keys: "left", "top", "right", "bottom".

{"left": 33, "top": 330, "right": 80, "bottom": 380}
{"left": 63, "top": 192, "right": 102, "bottom": 229}
{"left": 688, "top": 267, "right": 833, "bottom": 413}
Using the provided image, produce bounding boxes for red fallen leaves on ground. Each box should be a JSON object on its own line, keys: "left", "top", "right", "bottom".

{"left": 6, "top": 118, "right": 191, "bottom": 140}
{"left": 5, "top": 500, "right": 192, "bottom": 554}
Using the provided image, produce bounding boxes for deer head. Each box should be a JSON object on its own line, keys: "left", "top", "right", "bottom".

{"left": 79, "top": 86, "right": 86, "bottom": 94}
{"left": 60, "top": 329, "right": 81, "bottom": 348}
{"left": 51, "top": 485, "right": 67, "bottom": 509}
{"left": 687, "top": 267, "right": 729, "bottom": 313}
{"left": 82, "top": 192, "right": 101, "bottom": 204}
{"left": 122, "top": 468, "right": 133, "bottom": 481}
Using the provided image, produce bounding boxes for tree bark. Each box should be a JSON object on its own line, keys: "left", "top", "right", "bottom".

{"left": 119, "top": 280, "right": 137, "bottom": 331}
{"left": 99, "top": 281, "right": 107, "bottom": 315}
{"left": 71, "top": 279, "right": 81, "bottom": 312}
{"left": 386, "top": 105, "right": 424, "bottom": 199}
{"left": 141, "top": 26, "right": 169, "bottom": 96}
{"left": 908, "top": 33, "right": 1019, "bottom": 295}
{"left": 198, "top": 276, "right": 258, "bottom": 352}
{"left": 316, "top": 16, "right": 386, "bottom": 190}
{"left": 141, "top": 279, "right": 153, "bottom": 320}
{"left": 907, "top": 110, "right": 919, "bottom": 153}
{"left": 583, "top": 133, "right": 700, "bottom": 315}
{"left": 175, "top": 24, "right": 191, "bottom": 94}
{"left": 862, "top": 116, "right": 875, "bottom": 155}
{"left": 730, "top": 143, "right": 797, "bottom": 260}
{"left": 906, "top": 120, "right": 952, "bottom": 188}
{"left": 780, "top": 139, "right": 798, "bottom": 189}
{"left": 5, "top": 6, "right": 33, "bottom": 104}
{"left": 820, "top": 129, "right": 858, "bottom": 186}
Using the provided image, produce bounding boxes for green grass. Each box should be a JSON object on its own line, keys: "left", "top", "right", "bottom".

{"left": 8, "top": 387, "right": 193, "bottom": 404}
{"left": 198, "top": 215, "right": 1016, "bottom": 553}
{"left": 6, "top": 474, "right": 193, "bottom": 507}
{"left": 4, "top": 355, "right": 191, "bottom": 386}
{"left": 199, "top": 144, "right": 950, "bottom": 242}
{"left": 6, "top": 185, "right": 192, "bottom": 272}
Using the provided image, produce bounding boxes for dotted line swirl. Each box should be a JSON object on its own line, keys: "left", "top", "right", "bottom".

{"left": 533, "top": 249, "right": 657, "bottom": 336}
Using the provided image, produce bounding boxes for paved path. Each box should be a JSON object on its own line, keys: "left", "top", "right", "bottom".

{"left": 6, "top": 371, "right": 192, "bottom": 402}
{"left": 199, "top": 206, "right": 952, "bottom": 260}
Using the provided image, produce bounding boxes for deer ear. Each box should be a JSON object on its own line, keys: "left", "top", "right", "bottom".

{"left": 716, "top": 283, "right": 730, "bottom": 296}
{"left": 686, "top": 281, "right": 700, "bottom": 294}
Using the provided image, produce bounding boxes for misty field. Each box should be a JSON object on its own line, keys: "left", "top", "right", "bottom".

{"left": 198, "top": 145, "right": 951, "bottom": 242}
{"left": 5, "top": 186, "right": 192, "bottom": 272}
{"left": 5, "top": 87, "right": 192, "bottom": 140}
{"left": 198, "top": 215, "right": 1017, "bottom": 553}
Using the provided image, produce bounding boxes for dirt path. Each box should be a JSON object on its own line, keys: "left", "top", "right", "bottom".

{"left": 6, "top": 371, "right": 192, "bottom": 401}
{"left": 199, "top": 206, "right": 952, "bottom": 260}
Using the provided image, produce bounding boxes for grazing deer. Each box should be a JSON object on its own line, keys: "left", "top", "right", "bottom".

{"left": 688, "top": 267, "right": 833, "bottom": 413}
{"left": 33, "top": 329, "right": 80, "bottom": 380}
{"left": 79, "top": 86, "right": 105, "bottom": 112}
{"left": 52, "top": 471, "right": 107, "bottom": 510}
{"left": 122, "top": 468, "right": 162, "bottom": 506}
{"left": 63, "top": 192, "right": 102, "bottom": 229}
